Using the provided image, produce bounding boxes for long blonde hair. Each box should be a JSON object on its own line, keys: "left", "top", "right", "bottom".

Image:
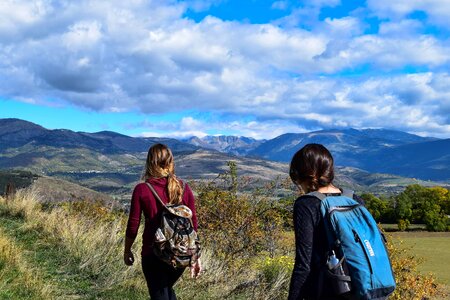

{"left": 142, "top": 143, "right": 183, "bottom": 204}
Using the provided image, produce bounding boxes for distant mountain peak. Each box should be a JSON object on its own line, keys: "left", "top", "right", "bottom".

{"left": 0, "top": 118, "right": 45, "bottom": 130}
{"left": 93, "top": 131, "right": 131, "bottom": 138}
{"left": 185, "top": 135, "right": 264, "bottom": 155}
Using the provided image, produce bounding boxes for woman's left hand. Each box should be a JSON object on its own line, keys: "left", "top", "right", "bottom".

{"left": 124, "top": 250, "right": 135, "bottom": 266}
{"left": 190, "top": 258, "right": 202, "bottom": 278}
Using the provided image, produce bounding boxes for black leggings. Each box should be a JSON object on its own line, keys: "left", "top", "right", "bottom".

{"left": 141, "top": 255, "right": 185, "bottom": 300}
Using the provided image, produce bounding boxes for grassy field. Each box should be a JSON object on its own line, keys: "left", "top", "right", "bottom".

{"left": 390, "top": 232, "right": 450, "bottom": 285}
{"left": 389, "top": 231, "right": 450, "bottom": 300}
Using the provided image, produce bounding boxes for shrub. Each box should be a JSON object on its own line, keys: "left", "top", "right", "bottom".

{"left": 193, "top": 161, "right": 284, "bottom": 263}
{"left": 258, "top": 255, "right": 293, "bottom": 286}
{"left": 397, "top": 219, "right": 410, "bottom": 231}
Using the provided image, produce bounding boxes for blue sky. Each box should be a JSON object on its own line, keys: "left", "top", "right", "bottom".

{"left": 1, "top": 0, "right": 450, "bottom": 139}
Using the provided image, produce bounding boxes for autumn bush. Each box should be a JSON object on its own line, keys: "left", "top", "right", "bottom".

{"left": 193, "top": 161, "right": 286, "bottom": 263}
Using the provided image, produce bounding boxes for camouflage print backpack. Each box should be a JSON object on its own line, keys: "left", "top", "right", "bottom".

{"left": 145, "top": 182, "right": 200, "bottom": 269}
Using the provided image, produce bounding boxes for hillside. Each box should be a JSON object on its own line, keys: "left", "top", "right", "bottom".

{"left": 245, "top": 129, "right": 448, "bottom": 181}
{"left": 248, "top": 128, "right": 435, "bottom": 163}
{"left": 32, "top": 176, "right": 114, "bottom": 204}
{"left": 0, "top": 169, "right": 114, "bottom": 204}
{"left": 363, "top": 138, "right": 450, "bottom": 181}
{"left": 0, "top": 170, "right": 38, "bottom": 195}
{"left": 0, "top": 118, "right": 199, "bottom": 154}
{"left": 334, "top": 166, "right": 446, "bottom": 195}
{"left": 176, "top": 149, "right": 287, "bottom": 180}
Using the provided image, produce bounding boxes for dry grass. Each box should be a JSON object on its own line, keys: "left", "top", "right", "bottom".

{"left": 0, "top": 188, "right": 148, "bottom": 297}
{"left": 175, "top": 249, "right": 291, "bottom": 300}
{"left": 0, "top": 226, "right": 53, "bottom": 299}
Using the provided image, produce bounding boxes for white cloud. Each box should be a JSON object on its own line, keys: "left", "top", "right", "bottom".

{"left": 305, "top": 0, "right": 341, "bottom": 8}
{"left": 0, "top": 0, "right": 449, "bottom": 138}
{"left": 63, "top": 21, "right": 103, "bottom": 50}
{"left": 271, "top": 1, "right": 288, "bottom": 10}
{"left": 316, "top": 35, "right": 450, "bottom": 72}
{"left": 180, "top": 117, "right": 204, "bottom": 131}
{"left": 367, "top": 0, "right": 450, "bottom": 27}
{"left": 323, "top": 16, "right": 363, "bottom": 36}
{"left": 140, "top": 130, "right": 209, "bottom": 138}
{"left": 378, "top": 19, "right": 423, "bottom": 37}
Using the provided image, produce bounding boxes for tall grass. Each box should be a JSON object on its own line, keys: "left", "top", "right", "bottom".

{"left": 0, "top": 220, "right": 53, "bottom": 299}
{"left": 176, "top": 249, "right": 291, "bottom": 300}
{"left": 0, "top": 188, "right": 147, "bottom": 297}
{"left": 0, "top": 241, "right": 52, "bottom": 299}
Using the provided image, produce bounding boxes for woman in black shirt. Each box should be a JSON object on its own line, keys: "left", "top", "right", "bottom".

{"left": 287, "top": 144, "right": 363, "bottom": 300}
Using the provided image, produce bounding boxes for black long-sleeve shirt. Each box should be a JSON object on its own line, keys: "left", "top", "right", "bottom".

{"left": 288, "top": 192, "right": 364, "bottom": 300}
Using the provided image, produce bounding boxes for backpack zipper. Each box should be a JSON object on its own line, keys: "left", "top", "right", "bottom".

{"left": 328, "top": 204, "right": 360, "bottom": 216}
{"left": 352, "top": 229, "right": 374, "bottom": 275}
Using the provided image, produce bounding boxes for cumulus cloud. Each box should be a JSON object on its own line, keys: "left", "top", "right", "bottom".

{"left": 367, "top": 0, "right": 450, "bottom": 27}
{"left": 0, "top": 0, "right": 449, "bottom": 138}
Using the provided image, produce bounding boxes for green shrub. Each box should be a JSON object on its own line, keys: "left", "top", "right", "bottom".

{"left": 193, "top": 161, "right": 284, "bottom": 263}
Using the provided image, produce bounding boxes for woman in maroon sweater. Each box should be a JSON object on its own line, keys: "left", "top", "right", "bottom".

{"left": 124, "top": 143, "right": 201, "bottom": 300}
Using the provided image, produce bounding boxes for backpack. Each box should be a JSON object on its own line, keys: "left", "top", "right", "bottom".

{"left": 146, "top": 182, "right": 200, "bottom": 269}
{"left": 309, "top": 190, "right": 396, "bottom": 300}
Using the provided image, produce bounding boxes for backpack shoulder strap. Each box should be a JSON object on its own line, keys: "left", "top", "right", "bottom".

{"left": 341, "top": 188, "right": 354, "bottom": 199}
{"left": 145, "top": 181, "right": 187, "bottom": 208}
{"left": 306, "top": 191, "right": 326, "bottom": 200}
{"left": 181, "top": 181, "right": 186, "bottom": 198}
{"left": 145, "top": 182, "right": 167, "bottom": 209}
{"left": 307, "top": 189, "right": 354, "bottom": 200}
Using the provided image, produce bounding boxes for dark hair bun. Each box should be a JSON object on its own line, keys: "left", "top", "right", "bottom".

{"left": 289, "top": 144, "right": 334, "bottom": 193}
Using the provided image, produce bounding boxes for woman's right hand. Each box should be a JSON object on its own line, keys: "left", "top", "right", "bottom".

{"left": 124, "top": 250, "right": 135, "bottom": 266}
{"left": 190, "top": 258, "right": 202, "bottom": 278}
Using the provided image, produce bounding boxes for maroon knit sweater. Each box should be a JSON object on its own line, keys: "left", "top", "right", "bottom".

{"left": 125, "top": 177, "right": 198, "bottom": 257}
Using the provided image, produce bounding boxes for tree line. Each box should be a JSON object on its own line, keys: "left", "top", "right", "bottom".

{"left": 361, "top": 184, "right": 450, "bottom": 231}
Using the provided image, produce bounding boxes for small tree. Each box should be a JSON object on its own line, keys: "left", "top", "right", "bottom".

{"left": 194, "top": 162, "right": 284, "bottom": 263}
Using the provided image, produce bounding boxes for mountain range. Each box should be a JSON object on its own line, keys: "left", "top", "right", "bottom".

{"left": 187, "top": 129, "right": 449, "bottom": 181}
{"left": 0, "top": 118, "right": 448, "bottom": 198}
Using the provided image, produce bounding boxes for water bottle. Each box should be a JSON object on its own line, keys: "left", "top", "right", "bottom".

{"left": 327, "top": 250, "right": 352, "bottom": 294}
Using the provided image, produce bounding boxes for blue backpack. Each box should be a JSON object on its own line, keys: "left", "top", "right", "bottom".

{"left": 309, "top": 190, "right": 396, "bottom": 300}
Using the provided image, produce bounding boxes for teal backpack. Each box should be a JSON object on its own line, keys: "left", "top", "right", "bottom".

{"left": 309, "top": 190, "right": 396, "bottom": 300}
